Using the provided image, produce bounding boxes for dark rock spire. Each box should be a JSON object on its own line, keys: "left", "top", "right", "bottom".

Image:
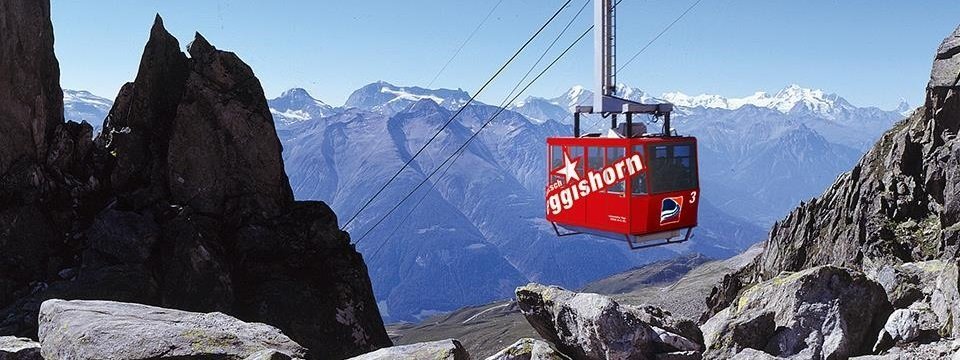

{"left": 0, "top": 0, "right": 63, "bottom": 174}
{"left": 0, "top": 8, "right": 391, "bottom": 359}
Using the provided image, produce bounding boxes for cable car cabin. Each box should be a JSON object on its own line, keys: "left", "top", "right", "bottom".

{"left": 545, "top": 126, "right": 699, "bottom": 249}
{"left": 547, "top": 0, "right": 699, "bottom": 249}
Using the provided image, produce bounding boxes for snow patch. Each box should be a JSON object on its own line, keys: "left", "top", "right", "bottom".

{"left": 381, "top": 87, "right": 446, "bottom": 105}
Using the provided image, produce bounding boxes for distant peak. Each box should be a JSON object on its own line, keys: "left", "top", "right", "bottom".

{"left": 407, "top": 97, "right": 444, "bottom": 113}
{"left": 271, "top": 87, "right": 330, "bottom": 112}
{"left": 372, "top": 80, "right": 395, "bottom": 88}
{"left": 281, "top": 88, "right": 314, "bottom": 99}
{"left": 895, "top": 98, "right": 913, "bottom": 115}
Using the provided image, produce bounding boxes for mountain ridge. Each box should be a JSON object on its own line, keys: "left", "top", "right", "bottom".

{"left": 62, "top": 81, "right": 903, "bottom": 324}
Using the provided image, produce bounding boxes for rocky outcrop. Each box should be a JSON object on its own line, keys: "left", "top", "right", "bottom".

{"left": 704, "top": 25, "right": 960, "bottom": 345}
{"left": 701, "top": 266, "right": 891, "bottom": 359}
{"left": 0, "top": 337, "right": 41, "bottom": 360}
{"left": 347, "top": 339, "right": 470, "bottom": 360}
{"left": 0, "top": 3, "right": 390, "bottom": 359}
{"left": 485, "top": 338, "right": 570, "bottom": 360}
{"left": 750, "top": 24, "right": 960, "bottom": 284}
{"left": 0, "top": 0, "right": 63, "bottom": 174}
{"left": 38, "top": 299, "right": 307, "bottom": 360}
{"left": 516, "top": 284, "right": 703, "bottom": 360}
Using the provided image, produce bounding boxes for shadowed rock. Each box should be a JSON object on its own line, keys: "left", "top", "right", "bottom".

{"left": 0, "top": 0, "right": 63, "bottom": 174}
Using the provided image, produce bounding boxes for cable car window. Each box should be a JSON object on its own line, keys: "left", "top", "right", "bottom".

{"left": 631, "top": 145, "right": 647, "bottom": 195}
{"left": 550, "top": 145, "right": 562, "bottom": 169}
{"left": 587, "top": 147, "right": 603, "bottom": 170}
{"left": 648, "top": 143, "right": 698, "bottom": 193}
{"left": 570, "top": 146, "right": 584, "bottom": 176}
{"left": 606, "top": 147, "right": 625, "bottom": 193}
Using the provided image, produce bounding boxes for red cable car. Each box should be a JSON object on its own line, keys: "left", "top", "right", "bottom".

{"left": 546, "top": 0, "right": 699, "bottom": 249}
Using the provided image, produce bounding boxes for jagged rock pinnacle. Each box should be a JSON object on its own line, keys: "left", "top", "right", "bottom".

{"left": 187, "top": 32, "right": 215, "bottom": 59}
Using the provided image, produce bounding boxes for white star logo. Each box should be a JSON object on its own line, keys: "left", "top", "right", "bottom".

{"left": 554, "top": 151, "right": 580, "bottom": 183}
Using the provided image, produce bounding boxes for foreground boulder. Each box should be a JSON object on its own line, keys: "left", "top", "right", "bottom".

{"left": 485, "top": 338, "right": 570, "bottom": 360}
{"left": 701, "top": 266, "right": 891, "bottom": 359}
{"left": 516, "top": 284, "right": 702, "bottom": 360}
{"left": 347, "top": 339, "right": 469, "bottom": 360}
{"left": 38, "top": 299, "right": 307, "bottom": 360}
{"left": 0, "top": 336, "right": 41, "bottom": 360}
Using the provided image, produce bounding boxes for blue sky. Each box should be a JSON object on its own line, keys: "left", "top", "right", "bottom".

{"left": 52, "top": 0, "right": 959, "bottom": 110}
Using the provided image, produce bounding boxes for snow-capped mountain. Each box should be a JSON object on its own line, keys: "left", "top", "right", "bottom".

{"left": 663, "top": 85, "right": 853, "bottom": 114}
{"left": 63, "top": 80, "right": 911, "bottom": 325}
{"left": 344, "top": 81, "right": 473, "bottom": 115}
{"left": 662, "top": 84, "right": 905, "bottom": 140}
{"left": 63, "top": 89, "right": 113, "bottom": 135}
{"left": 267, "top": 88, "right": 334, "bottom": 125}
{"left": 274, "top": 82, "right": 764, "bottom": 323}
{"left": 895, "top": 98, "right": 915, "bottom": 116}
{"left": 510, "top": 84, "right": 663, "bottom": 125}
{"left": 508, "top": 96, "right": 571, "bottom": 124}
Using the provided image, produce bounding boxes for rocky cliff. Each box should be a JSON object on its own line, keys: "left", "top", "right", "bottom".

{"left": 751, "top": 25, "right": 960, "bottom": 279}
{"left": 0, "top": 3, "right": 390, "bottom": 358}
{"left": 697, "top": 25, "right": 960, "bottom": 358}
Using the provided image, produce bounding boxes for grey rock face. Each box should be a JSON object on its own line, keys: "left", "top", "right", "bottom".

{"left": 485, "top": 338, "right": 571, "bottom": 360}
{"left": 930, "top": 25, "right": 960, "bottom": 88}
{"left": 878, "top": 308, "right": 940, "bottom": 346}
{"left": 0, "top": 336, "right": 41, "bottom": 360}
{"left": 37, "top": 299, "right": 308, "bottom": 360}
{"left": 868, "top": 260, "right": 960, "bottom": 346}
{"left": 702, "top": 266, "right": 891, "bottom": 360}
{"left": 516, "top": 284, "right": 702, "bottom": 360}
{"left": 347, "top": 339, "right": 470, "bottom": 360}
{"left": 929, "top": 260, "right": 960, "bottom": 339}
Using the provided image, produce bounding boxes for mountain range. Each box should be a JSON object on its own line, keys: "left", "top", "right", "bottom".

{"left": 62, "top": 81, "right": 905, "bottom": 323}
